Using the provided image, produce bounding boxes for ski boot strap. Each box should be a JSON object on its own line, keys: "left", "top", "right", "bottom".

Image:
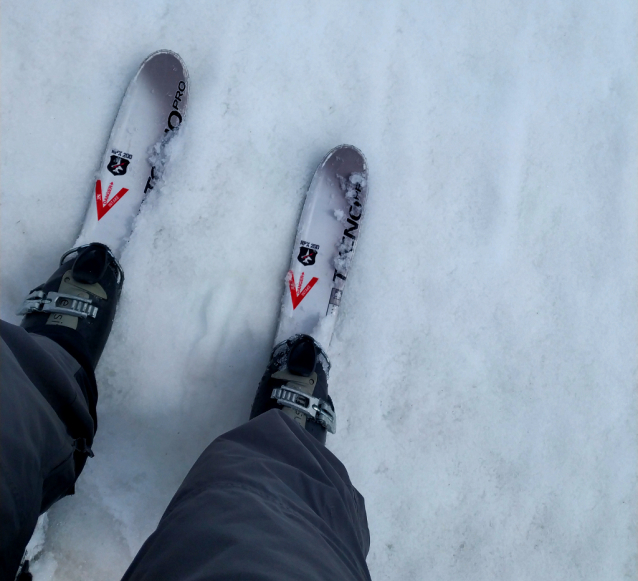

{"left": 18, "top": 290, "right": 98, "bottom": 318}
{"left": 270, "top": 369, "right": 336, "bottom": 434}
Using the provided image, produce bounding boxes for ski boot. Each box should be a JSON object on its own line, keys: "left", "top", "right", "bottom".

{"left": 18, "top": 242, "right": 124, "bottom": 371}
{"left": 250, "top": 334, "right": 336, "bottom": 444}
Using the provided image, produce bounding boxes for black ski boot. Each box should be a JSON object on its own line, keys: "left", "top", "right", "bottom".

{"left": 18, "top": 243, "right": 124, "bottom": 371}
{"left": 250, "top": 334, "right": 336, "bottom": 444}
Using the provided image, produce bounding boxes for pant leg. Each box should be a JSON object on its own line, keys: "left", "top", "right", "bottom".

{"left": 123, "top": 409, "right": 371, "bottom": 581}
{"left": 0, "top": 321, "right": 96, "bottom": 581}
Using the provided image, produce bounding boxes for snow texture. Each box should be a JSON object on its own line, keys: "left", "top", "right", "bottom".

{"left": 1, "top": 1, "right": 636, "bottom": 580}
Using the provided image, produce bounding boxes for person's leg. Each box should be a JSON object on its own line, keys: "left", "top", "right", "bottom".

{"left": 122, "top": 409, "right": 371, "bottom": 581}
{"left": 0, "top": 322, "right": 96, "bottom": 580}
{"left": 1, "top": 242, "right": 123, "bottom": 580}
{"left": 123, "top": 335, "right": 370, "bottom": 580}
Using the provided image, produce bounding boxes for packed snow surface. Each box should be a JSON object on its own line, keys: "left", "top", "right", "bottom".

{"left": 1, "top": 1, "right": 636, "bottom": 579}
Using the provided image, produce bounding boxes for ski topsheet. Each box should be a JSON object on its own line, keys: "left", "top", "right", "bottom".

{"left": 274, "top": 145, "right": 368, "bottom": 349}
{"left": 75, "top": 50, "right": 189, "bottom": 258}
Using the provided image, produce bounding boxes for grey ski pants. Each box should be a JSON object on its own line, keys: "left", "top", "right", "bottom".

{"left": 0, "top": 320, "right": 371, "bottom": 581}
{"left": 0, "top": 321, "right": 96, "bottom": 580}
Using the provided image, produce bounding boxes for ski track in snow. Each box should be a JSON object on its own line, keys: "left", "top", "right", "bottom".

{"left": 1, "top": 1, "right": 636, "bottom": 580}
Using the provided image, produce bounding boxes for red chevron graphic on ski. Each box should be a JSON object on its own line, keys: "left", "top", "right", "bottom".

{"left": 288, "top": 270, "right": 318, "bottom": 310}
{"left": 95, "top": 180, "right": 129, "bottom": 220}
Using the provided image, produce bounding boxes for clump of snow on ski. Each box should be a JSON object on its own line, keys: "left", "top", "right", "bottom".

{"left": 274, "top": 145, "right": 368, "bottom": 350}
{"left": 146, "top": 128, "right": 184, "bottom": 193}
{"left": 74, "top": 50, "right": 189, "bottom": 259}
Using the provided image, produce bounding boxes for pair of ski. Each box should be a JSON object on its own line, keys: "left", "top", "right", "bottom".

{"left": 73, "top": 50, "right": 368, "bottom": 351}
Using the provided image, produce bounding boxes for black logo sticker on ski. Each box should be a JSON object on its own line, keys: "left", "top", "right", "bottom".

{"left": 298, "top": 240, "right": 319, "bottom": 266}
{"left": 107, "top": 155, "right": 130, "bottom": 176}
{"left": 298, "top": 246, "right": 318, "bottom": 266}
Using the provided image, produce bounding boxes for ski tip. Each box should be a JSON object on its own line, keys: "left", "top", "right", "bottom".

{"left": 322, "top": 144, "right": 367, "bottom": 171}
{"left": 143, "top": 49, "right": 186, "bottom": 62}
{"left": 135, "top": 50, "right": 190, "bottom": 117}
{"left": 318, "top": 144, "right": 368, "bottom": 178}
{"left": 327, "top": 143, "right": 365, "bottom": 156}
{"left": 139, "top": 50, "right": 189, "bottom": 78}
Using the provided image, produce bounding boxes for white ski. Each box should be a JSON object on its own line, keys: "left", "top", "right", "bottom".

{"left": 274, "top": 145, "right": 368, "bottom": 349}
{"left": 75, "top": 50, "right": 189, "bottom": 258}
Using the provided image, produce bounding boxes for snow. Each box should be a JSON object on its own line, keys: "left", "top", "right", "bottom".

{"left": 24, "top": 514, "right": 48, "bottom": 563}
{"left": 1, "top": 1, "right": 636, "bottom": 580}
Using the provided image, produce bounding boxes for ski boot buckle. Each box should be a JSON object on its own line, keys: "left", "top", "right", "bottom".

{"left": 271, "top": 385, "right": 337, "bottom": 433}
{"left": 18, "top": 290, "right": 98, "bottom": 319}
